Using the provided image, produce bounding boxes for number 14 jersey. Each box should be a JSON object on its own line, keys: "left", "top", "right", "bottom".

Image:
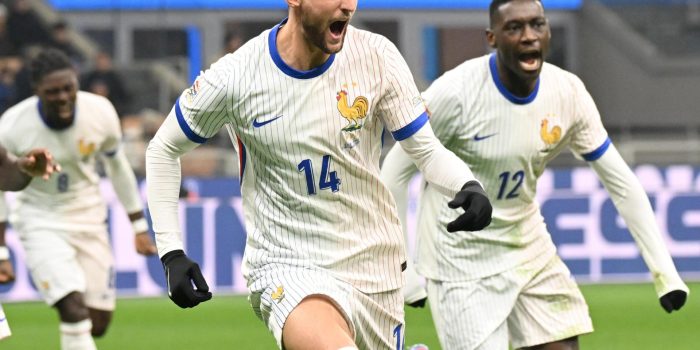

{"left": 175, "top": 21, "right": 428, "bottom": 293}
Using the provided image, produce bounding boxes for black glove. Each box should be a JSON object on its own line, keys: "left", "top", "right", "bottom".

{"left": 446, "top": 181, "right": 492, "bottom": 232}
{"left": 161, "top": 250, "right": 212, "bottom": 308}
{"left": 659, "top": 290, "right": 687, "bottom": 313}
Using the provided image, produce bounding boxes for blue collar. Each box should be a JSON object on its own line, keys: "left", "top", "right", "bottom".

{"left": 489, "top": 53, "right": 539, "bottom": 105}
{"left": 268, "top": 18, "right": 336, "bottom": 79}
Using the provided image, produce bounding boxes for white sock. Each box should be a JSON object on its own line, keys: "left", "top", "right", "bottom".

{"left": 0, "top": 304, "right": 11, "bottom": 340}
{"left": 60, "top": 319, "right": 97, "bottom": 350}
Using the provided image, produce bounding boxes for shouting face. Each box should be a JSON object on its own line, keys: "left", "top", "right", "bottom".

{"left": 487, "top": 0, "right": 550, "bottom": 85}
{"left": 35, "top": 68, "right": 78, "bottom": 128}
{"left": 296, "top": 0, "right": 356, "bottom": 54}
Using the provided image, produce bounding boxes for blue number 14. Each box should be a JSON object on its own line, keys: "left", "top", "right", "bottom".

{"left": 297, "top": 155, "right": 341, "bottom": 195}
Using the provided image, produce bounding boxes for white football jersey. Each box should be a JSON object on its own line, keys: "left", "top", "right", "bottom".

{"left": 415, "top": 54, "right": 609, "bottom": 281}
{"left": 175, "top": 20, "right": 428, "bottom": 292}
{"left": 0, "top": 92, "right": 121, "bottom": 232}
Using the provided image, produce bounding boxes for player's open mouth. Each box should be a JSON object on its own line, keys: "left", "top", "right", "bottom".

{"left": 54, "top": 104, "right": 73, "bottom": 119}
{"left": 329, "top": 20, "right": 348, "bottom": 39}
{"left": 518, "top": 51, "right": 542, "bottom": 71}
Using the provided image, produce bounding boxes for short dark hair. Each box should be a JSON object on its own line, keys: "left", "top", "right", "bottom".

{"left": 30, "top": 48, "right": 73, "bottom": 86}
{"left": 489, "top": 0, "right": 543, "bottom": 28}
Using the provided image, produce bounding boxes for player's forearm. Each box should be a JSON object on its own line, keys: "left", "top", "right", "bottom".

{"left": 590, "top": 145, "right": 687, "bottom": 296}
{"left": 146, "top": 114, "right": 199, "bottom": 257}
{"left": 0, "top": 149, "right": 31, "bottom": 191}
{"left": 146, "top": 139, "right": 185, "bottom": 257}
{"left": 398, "top": 125, "right": 476, "bottom": 198}
{"left": 103, "top": 150, "right": 144, "bottom": 214}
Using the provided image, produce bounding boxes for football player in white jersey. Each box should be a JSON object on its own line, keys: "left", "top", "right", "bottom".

{"left": 0, "top": 146, "right": 59, "bottom": 341}
{"left": 381, "top": 0, "right": 689, "bottom": 349}
{"left": 0, "top": 49, "right": 157, "bottom": 350}
{"left": 146, "top": 0, "right": 492, "bottom": 349}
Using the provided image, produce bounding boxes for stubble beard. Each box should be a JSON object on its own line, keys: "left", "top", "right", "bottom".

{"left": 300, "top": 14, "right": 343, "bottom": 55}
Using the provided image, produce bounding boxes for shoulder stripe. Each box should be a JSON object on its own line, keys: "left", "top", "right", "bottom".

{"left": 391, "top": 111, "right": 429, "bottom": 141}
{"left": 174, "top": 97, "right": 208, "bottom": 144}
{"left": 582, "top": 137, "right": 611, "bottom": 161}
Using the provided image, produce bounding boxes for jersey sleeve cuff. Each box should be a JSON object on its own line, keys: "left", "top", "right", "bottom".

{"left": 582, "top": 137, "right": 611, "bottom": 161}
{"left": 391, "top": 111, "right": 429, "bottom": 141}
{"left": 174, "top": 97, "right": 208, "bottom": 144}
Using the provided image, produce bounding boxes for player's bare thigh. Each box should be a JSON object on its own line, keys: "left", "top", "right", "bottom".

{"left": 282, "top": 294, "right": 355, "bottom": 350}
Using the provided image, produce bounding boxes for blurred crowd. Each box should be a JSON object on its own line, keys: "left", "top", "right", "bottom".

{"left": 0, "top": 0, "right": 245, "bottom": 178}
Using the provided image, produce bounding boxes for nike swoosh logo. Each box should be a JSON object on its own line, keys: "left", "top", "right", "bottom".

{"left": 252, "top": 115, "right": 283, "bottom": 128}
{"left": 474, "top": 133, "right": 497, "bottom": 141}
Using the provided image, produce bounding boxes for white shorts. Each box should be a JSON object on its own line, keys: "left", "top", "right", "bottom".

{"left": 427, "top": 255, "right": 593, "bottom": 350}
{"left": 248, "top": 266, "right": 405, "bottom": 350}
{"left": 18, "top": 229, "right": 115, "bottom": 311}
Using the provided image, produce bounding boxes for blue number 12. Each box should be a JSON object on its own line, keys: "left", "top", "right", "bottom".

{"left": 297, "top": 155, "right": 341, "bottom": 195}
{"left": 497, "top": 170, "right": 524, "bottom": 199}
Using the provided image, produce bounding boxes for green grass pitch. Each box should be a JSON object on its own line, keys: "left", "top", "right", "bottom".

{"left": 2, "top": 283, "right": 697, "bottom": 349}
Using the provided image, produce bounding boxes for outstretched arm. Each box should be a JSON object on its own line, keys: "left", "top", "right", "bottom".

{"left": 589, "top": 144, "right": 689, "bottom": 312}
{"left": 0, "top": 146, "right": 58, "bottom": 191}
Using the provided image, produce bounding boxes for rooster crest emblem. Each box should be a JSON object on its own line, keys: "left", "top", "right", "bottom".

{"left": 337, "top": 90, "right": 369, "bottom": 132}
{"left": 540, "top": 119, "right": 561, "bottom": 145}
{"left": 78, "top": 139, "right": 96, "bottom": 158}
{"left": 271, "top": 285, "right": 285, "bottom": 303}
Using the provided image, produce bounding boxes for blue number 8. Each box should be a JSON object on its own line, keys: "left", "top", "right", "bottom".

{"left": 57, "top": 173, "right": 69, "bottom": 192}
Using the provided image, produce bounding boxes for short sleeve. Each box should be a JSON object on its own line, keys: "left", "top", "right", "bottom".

{"left": 374, "top": 40, "right": 429, "bottom": 141}
{"left": 421, "top": 69, "right": 463, "bottom": 145}
{"left": 174, "top": 60, "right": 231, "bottom": 143}
{"left": 568, "top": 76, "right": 610, "bottom": 161}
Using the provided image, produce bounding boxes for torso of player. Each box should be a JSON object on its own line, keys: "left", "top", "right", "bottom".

{"left": 0, "top": 92, "right": 116, "bottom": 230}
{"left": 209, "top": 24, "right": 416, "bottom": 292}
{"left": 450, "top": 57, "right": 577, "bottom": 225}
{"left": 418, "top": 55, "right": 588, "bottom": 280}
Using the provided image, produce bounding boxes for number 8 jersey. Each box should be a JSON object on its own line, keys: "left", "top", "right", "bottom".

{"left": 0, "top": 92, "right": 123, "bottom": 232}
{"left": 174, "top": 21, "right": 428, "bottom": 293}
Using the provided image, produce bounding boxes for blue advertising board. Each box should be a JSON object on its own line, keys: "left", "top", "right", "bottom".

{"left": 1, "top": 165, "right": 698, "bottom": 301}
